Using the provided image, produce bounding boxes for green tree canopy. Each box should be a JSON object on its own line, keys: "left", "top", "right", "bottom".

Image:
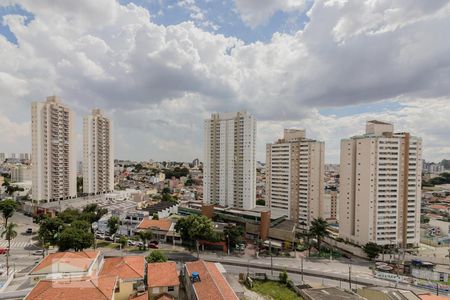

{"left": 58, "top": 208, "right": 81, "bottom": 224}
{"left": 38, "top": 216, "right": 65, "bottom": 246}
{"left": 0, "top": 199, "right": 18, "bottom": 227}
{"left": 57, "top": 227, "right": 93, "bottom": 251}
{"left": 146, "top": 250, "right": 167, "bottom": 263}
{"left": 175, "top": 215, "right": 215, "bottom": 243}
{"left": 107, "top": 216, "right": 120, "bottom": 235}
{"left": 224, "top": 224, "right": 244, "bottom": 248}
{"left": 363, "top": 242, "right": 382, "bottom": 260}
{"left": 137, "top": 230, "right": 153, "bottom": 250}
{"left": 309, "top": 217, "right": 329, "bottom": 251}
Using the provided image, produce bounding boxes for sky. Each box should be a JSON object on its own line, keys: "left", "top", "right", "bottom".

{"left": 0, "top": 0, "right": 450, "bottom": 163}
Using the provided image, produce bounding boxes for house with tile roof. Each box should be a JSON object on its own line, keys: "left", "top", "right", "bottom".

{"left": 147, "top": 261, "right": 180, "bottom": 299}
{"left": 24, "top": 275, "right": 118, "bottom": 300}
{"left": 136, "top": 219, "right": 175, "bottom": 242}
{"left": 99, "top": 256, "right": 146, "bottom": 300}
{"left": 183, "top": 260, "right": 239, "bottom": 300}
{"left": 28, "top": 250, "right": 103, "bottom": 284}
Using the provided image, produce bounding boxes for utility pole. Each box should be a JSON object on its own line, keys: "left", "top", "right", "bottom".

{"left": 348, "top": 265, "right": 352, "bottom": 290}
{"left": 301, "top": 256, "right": 304, "bottom": 283}
{"left": 269, "top": 240, "right": 273, "bottom": 276}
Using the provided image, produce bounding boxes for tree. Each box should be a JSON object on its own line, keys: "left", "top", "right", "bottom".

{"left": 82, "top": 204, "right": 108, "bottom": 223}
{"left": 146, "top": 250, "right": 167, "bottom": 263}
{"left": 0, "top": 199, "right": 18, "bottom": 228}
{"left": 175, "top": 215, "right": 215, "bottom": 257}
{"left": 58, "top": 208, "right": 81, "bottom": 224}
{"left": 38, "top": 216, "right": 65, "bottom": 246}
{"left": 108, "top": 216, "right": 120, "bottom": 236}
{"left": 118, "top": 236, "right": 128, "bottom": 249}
{"left": 309, "top": 217, "right": 329, "bottom": 251}
{"left": 57, "top": 227, "right": 93, "bottom": 251}
{"left": 363, "top": 242, "right": 382, "bottom": 260}
{"left": 256, "top": 199, "right": 265, "bottom": 206}
{"left": 420, "top": 215, "right": 430, "bottom": 224}
{"left": 224, "top": 224, "right": 244, "bottom": 249}
{"left": 152, "top": 213, "right": 159, "bottom": 220}
{"left": 1, "top": 223, "right": 17, "bottom": 275}
{"left": 72, "top": 220, "right": 92, "bottom": 232}
{"left": 162, "top": 193, "right": 177, "bottom": 203}
{"left": 137, "top": 230, "right": 153, "bottom": 250}
{"left": 279, "top": 270, "right": 288, "bottom": 284}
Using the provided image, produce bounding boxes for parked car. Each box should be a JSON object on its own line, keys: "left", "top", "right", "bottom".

{"left": 0, "top": 248, "right": 8, "bottom": 255}
{"left": 149, "top": 240, "right": 159, "bottom": 245}
{"left": 32, "top": 250, "right": 44, "bottom": 256}
{"left": 26, "top": 228, "right": 33, "bottom": 235}
{"left": 148, "top": 243, "right": 159, "bottom": 249}
{"left": 105, "top": 235, "right": 115, "bottom": 242}
{"left": 127, "top": 240, "right": 137, "bottom": 246}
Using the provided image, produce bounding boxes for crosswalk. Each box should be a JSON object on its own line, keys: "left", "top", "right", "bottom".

{"left": 0, "top": 240, "right": 34, "bottom": 248}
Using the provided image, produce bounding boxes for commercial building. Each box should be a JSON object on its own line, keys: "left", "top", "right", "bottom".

{"left": 83, "top": 109, "right": 114, "bottom": 195}
{"left": 203, "top": 112, "right": 256, "bottom": 210}
{"left": 31, "top": 96, "right": 76, "bottom": 203}
{"left": 339, "top": 120, "right": 422, "bottom": 248}
{"left": 265, "top": 129, "right": 324, "bottom": 229}
{"left": 0, "top": 153, "right": 5, "bottom": 162}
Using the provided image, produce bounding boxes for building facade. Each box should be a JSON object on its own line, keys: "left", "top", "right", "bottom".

{"left": 203, "top": 112, "right": 256, "bottom": 210}
{"left": 265, "top": 129, "right": 324, "bottom": 229}
{"left": 11, "top": 165, "right": 32, "bottom": 182}
{"left": 83, "top": 109, "right": 114, "bottom": 195}
{"left": 31, "top": 96, "right": 76, "bottom": 203}
{"left": 339, "top": 120, "right": 422, "bottom": 248}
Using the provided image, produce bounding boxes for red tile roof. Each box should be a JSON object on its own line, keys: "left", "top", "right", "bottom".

{"left": 30, "top": 251, "right": 100, "bottom": 274}
{"left": 185, "top": 260, "right": 238, "bottom": 300}
{"left": 429, "top": 204, "right": 448, "bottom": 210}
{"left": 155, "top": 293, "right": 174, "bottom": 300}
{"left": 100, "top": 256, "right": 145, "bottom": 280}
{"left": 24, "top": 275, "right": 117, "bottom": 300}
{"left": 137, "top": 219, "right": 172, "bottom": 231}
{"left": 147, "top": 262, "right": 179, "bottom": 288}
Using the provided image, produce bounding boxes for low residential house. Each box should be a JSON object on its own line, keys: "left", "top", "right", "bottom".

{"left": 136, "top": 219, "right": 178, "bottom": 243}
{"left": 99, "top": 256, "right": 145, "bottom": 300}
{"left": 24, "top": 275, "right": 118, "bottom": 300}
{"left": 300, "top": 287, "right": 365, "bottom": 300}
{"left": 147, "top": 261, "right": 180, "bottom": 299}
{"left": 183, "top": 260, "right": 239, "bottom": 300}
{"left": 28, "top": 250, "right": 103, "bottom": 284}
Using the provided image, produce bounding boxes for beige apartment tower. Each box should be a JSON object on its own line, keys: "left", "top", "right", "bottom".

{"left": 339, "top": 120, "right": 422, "bottom": 248}
{"left": 203, "top": 112, "right": 256, "bottom": 210}
{"left": 266, "top": 129, "right": 325, "bottom": 229}
{"left": 83, "top": 109, "right": 114, "bottom": 195}
{"left": 31, "top": 96, "right": 77, "bottom": 203}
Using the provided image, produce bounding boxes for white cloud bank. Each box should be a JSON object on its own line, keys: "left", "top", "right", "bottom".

{"left": 0, "top": 0, "right": 450, "bottom": 162}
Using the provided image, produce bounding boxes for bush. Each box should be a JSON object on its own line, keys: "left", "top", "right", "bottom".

{"left": 279, "top": 270, "right": 288, "bottom": 284}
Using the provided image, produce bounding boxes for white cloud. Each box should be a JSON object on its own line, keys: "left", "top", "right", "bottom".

{"left": 234, "top": 0, "right": 307, "bottom": 27}
{"left": 0, "top": 0, "right": 450, "bottom": 163}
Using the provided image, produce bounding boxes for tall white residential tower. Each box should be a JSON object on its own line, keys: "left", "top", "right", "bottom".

{"left": 266, "top": 129, "right": 325, "bottom": 229}
{"left": 339, "top": 120, "right": 422, "bottom": 248}
{"left": 83, "top": 109, "right": 114, "bottom": 195}
{"left": 31, "top": 96, "right": 76, "bottom": 203}
{"left": 203, "top": 112, "right": 256, "bottom": 210}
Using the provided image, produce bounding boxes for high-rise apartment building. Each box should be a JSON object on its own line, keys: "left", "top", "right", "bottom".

{"left": 83, "top": 109, "right": 114, "bottom": 195}
{"left": 31, "top": 96, "right": 76, "bottom": 203}
{"left": 265, "top": 129, "right": 324, "bottom": 229}
{"left": 203, "top": 112, "right": 256, "bottom": 210}
{"left": 11, "top": 165, "right": 32, "bottom": 182}
{"left": 339, "top": 120, "right": 422, "bottom": 248}
{"left": 0, "top": 153, "right": 5, "bottom": 162}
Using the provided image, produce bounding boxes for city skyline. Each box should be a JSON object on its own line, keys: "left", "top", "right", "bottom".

{"left": 1, "top": 1, "right": 450, "bottom": 163}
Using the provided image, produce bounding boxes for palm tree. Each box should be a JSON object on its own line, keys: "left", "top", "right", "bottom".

{"left": 137, "top": 230, "right": 153, "bottom": 250}
{"left": 0, "top": 199, "right": 18, "bottom": 228}
{"left": 309, "top": 217, "right": 329, "bottom": 251}
{"left": 1, "top": 223, "right": 17, "bottom": 276}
